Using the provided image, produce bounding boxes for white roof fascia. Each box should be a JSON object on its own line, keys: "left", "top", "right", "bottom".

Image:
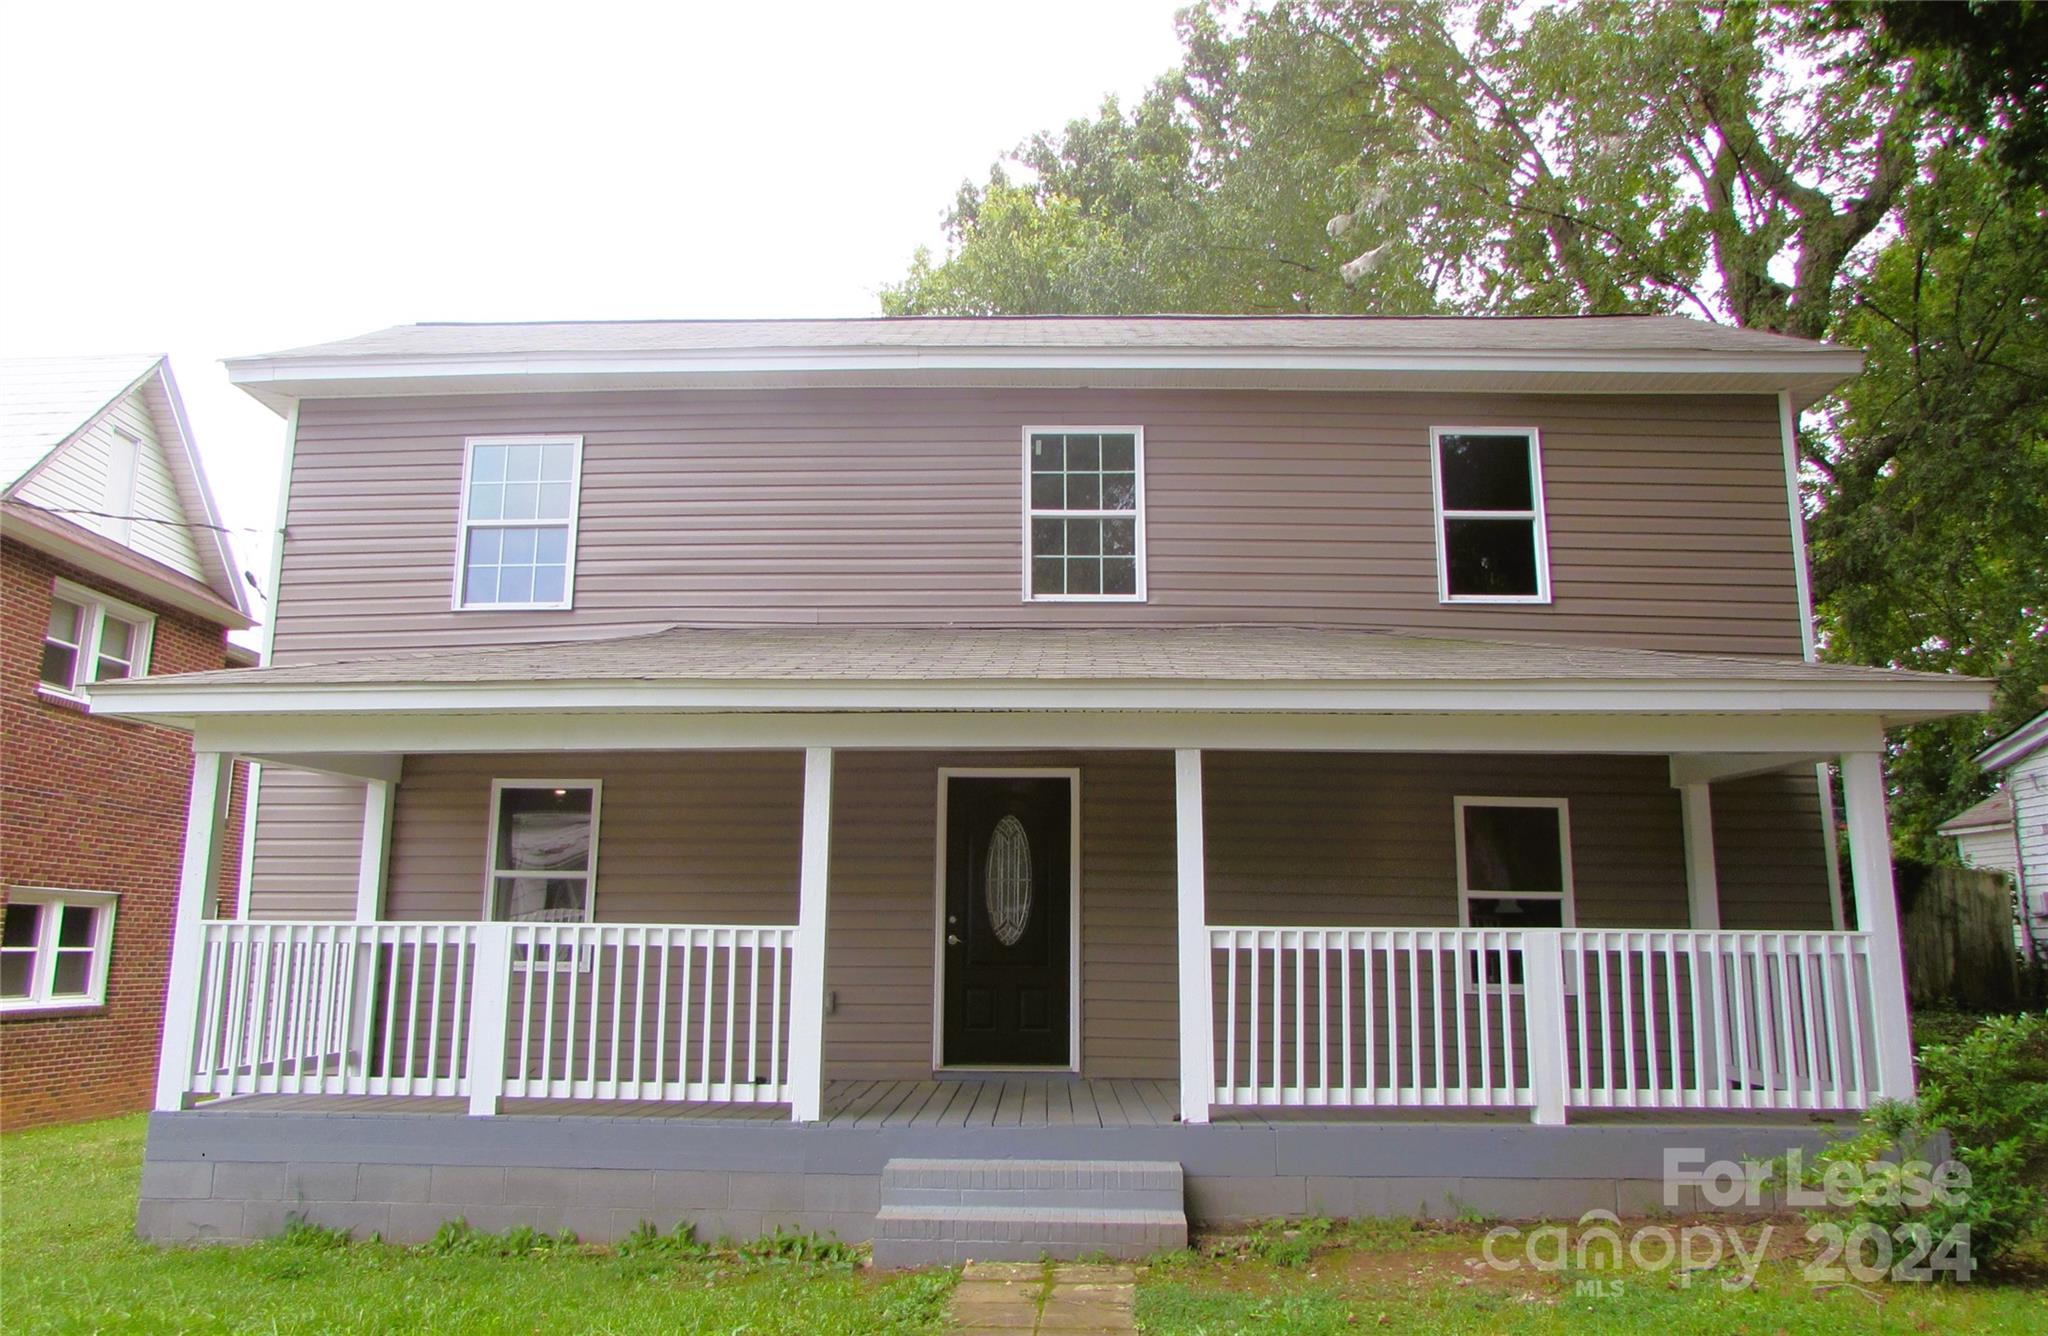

{"left": 85, "top": 672, "right": 1994, "bottom": 724}
{"left": 225, "top": 346, "right": 1866, "bottom": 412}
{"left": 1977, "top": 711, "right": 2048, "bottom": 771}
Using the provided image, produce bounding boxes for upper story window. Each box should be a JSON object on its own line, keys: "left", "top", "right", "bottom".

{"left": 39, "top": 581, "right": 154, "bottom": 700}
{"left": 455, "top": 435, "right": 584, "bottom": 611}
{"left": 485, "top": 780, "right": 601, "bottom": 924}
{"left": 1430, "top": 428, "right": 1551, "bottom": 604}
{"left": 1, "top": 890, "right": 117, "bottom": 1012}
{"left": 1024, "top": 428, "right": 1146, "bottom": 602}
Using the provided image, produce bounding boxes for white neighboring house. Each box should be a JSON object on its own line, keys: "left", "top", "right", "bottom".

{"left": 1958, "top": 708, "right": 2048, "bottom": 961}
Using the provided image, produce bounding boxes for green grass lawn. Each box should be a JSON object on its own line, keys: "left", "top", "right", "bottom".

{"left": 6, "top": 1114, "right": 2045, "bottom": 1334}
{"left": 1136, "top": 1219, "right": 2048, "bottom": 1334}
{"left": 0, "top": 1116, "right": 953, "bottom": 1335}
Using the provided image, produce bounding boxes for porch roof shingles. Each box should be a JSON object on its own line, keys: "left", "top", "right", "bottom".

{"left": 110, "top": 624, "right": 1963, "bottom": 691}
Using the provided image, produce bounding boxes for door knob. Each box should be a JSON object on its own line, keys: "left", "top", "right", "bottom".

{"left": 947, "top": 934, "right": 962, "bottom": 946}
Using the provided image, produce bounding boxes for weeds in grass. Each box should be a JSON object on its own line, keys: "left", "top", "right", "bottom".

{"left": 737, "top": 1226, "right": 861, "bottom": 1267}
{"left": 1247, "top": 1216, "right": 1334, "bottom": 1267}
{"left": 278, "top": 1218, "right": 355, "bottom": 1249}
{"left": 616, "top": 1219, "right": 710, "bottom": 1259}
{"left": 424, "top": 1219, "right": 579, "bottom": 1257}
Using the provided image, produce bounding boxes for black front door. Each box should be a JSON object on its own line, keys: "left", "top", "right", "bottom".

{"left": 942, "top": 776, "right": 1071, "bottom": 1067}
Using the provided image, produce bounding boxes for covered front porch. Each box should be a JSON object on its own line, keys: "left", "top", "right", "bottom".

{"left": 150, "top": 737, "right": 1911, "bottom": 1129}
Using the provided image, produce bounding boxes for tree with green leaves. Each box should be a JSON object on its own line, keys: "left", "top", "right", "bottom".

{"left": 885, "top": 0, "right": 2048, "bottom": 855}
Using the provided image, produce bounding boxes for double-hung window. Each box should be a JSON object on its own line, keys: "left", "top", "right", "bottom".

{"left": 1455, "top": 797, "right": 1575, "bottom": 931}
{"left": 1455, "top": 797, "right": 1574, "bottom": 988}
{"left": 1430, "top": 427, "right": 1551, "bottom": 603}
{"left": 455, "top": 435, "right": 584, "bottom": 610}
{"left": 1024, "top": 428, "right": 1145, "bottom": 601}
{"left": 39, "top": 582, "right": 153, "bottom": 699}
{"left": 485, "top": 781, "right": 601, "bottom": 925}
{"left": 0, "top": 890, "right": 117, "bottom": 1012}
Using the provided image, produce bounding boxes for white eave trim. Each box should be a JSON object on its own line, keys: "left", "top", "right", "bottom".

{"left": 85, "top": 672, "right": 1993, "bottom": 723}
{"left": 224, "top": 345, "right": 1865, "bottom": 410}
{"left": 1977, "top": 712, "right": 2048, "bottom": 771}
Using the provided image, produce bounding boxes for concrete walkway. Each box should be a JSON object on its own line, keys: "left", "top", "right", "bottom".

{"left": 949, "top": 1261, "right": 1137, "bottom": 1334}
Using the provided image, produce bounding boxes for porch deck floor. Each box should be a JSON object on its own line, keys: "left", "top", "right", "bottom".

{"left": 191, "top": 1079, "right": 1843, "bottom": 1127}
{"left": 193, "top": 1078, "right": 1229, "bottom": 1127}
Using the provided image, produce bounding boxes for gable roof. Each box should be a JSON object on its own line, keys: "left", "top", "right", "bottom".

{"left": 0, "top": 354, "right": 160, "bottom": 490}
{"left": 224, "top": 314, "right": 1864, "bottom": 412}
{"left": 0, "top": 355, "right": 250, "bottom": 622}
{"left": 1938, "top": 789, "right": 2014, "bottom": 836}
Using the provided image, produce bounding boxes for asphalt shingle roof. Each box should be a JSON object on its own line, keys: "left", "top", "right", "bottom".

{"left": 244, "top": 314, "right": 1834, "bottom": 363}
{"left": 120, "top": 626, "right": 1956, "bottom": 691}
{"left": 0, "top": 355, "right": 160, "bottom": 490}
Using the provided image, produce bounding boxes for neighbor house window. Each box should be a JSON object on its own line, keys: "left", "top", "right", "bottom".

{"left": 1454, "top": 797, "right": 1575, "bottom": 931}
{"left": 455, "top": 435, "right": 584, "bottom": 610}
{"left": 0, "top": 890, "right": 117, "bottom": 1012}
{"left": 103, "top": 430, "right": 140, "bottom": 543}
{"left": 485, "top": 781, "right": 601, "bottom": 924}
{"left": 39, "top": 582, "right": 153, "bottom": 698}
{"left": 1430, "top": 428, "right": 1551, "bottom": 602}
{"left": 1024, "top": 428, "right": 1145, "bottom": 600}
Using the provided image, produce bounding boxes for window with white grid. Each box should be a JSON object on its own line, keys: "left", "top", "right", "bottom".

{"left": 455, "top": 435, "right": 583, "bottom": 610}
{"left": 1024, "top": 428, "right": 1145, "bottom": 601}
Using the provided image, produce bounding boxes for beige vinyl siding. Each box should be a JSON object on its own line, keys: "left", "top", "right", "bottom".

{"left": 383, "top": 752, "right": 801, "bottom": 922}
{"left": 1202, "top": 752, "right": 1697, "bottom": 928}
{"left": 245, "top": 768, "right": 365, "bottom": 919}
{"left": 16, "top": 383, "right": 205, "bottom": 580}
{"left": 1712, "top": 771, "right": 1840, "bottom": 929}
{"left": 271, "top": 389, "right": 1806, "bottom": 661}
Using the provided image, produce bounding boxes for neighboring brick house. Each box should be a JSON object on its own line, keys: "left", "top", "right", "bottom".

{"left": 0, "top": 356, "right": 254, "bottom": 1128}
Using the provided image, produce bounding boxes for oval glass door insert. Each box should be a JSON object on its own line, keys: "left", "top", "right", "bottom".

{"left": 983, "top": 814, "right": 1033, "bottom": 946}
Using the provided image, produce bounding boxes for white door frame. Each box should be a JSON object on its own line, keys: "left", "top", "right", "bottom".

{"left": 931, "top": 767, "right": 1083, "bottom": 1073}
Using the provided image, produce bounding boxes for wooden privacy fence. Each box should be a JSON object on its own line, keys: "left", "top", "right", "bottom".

{"left": 177, "top": 920, "right": 795, "bottom": 1107}
{"left": 1210, "top": 926, "right": 1882, "bottom": 1120}
{"left": 1901, "top": 865, "right": 2021, "bottom": 1010}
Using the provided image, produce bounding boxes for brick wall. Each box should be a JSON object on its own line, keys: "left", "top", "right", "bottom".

{"left": 0, "top": 538, "right": 246, "bottom": 1129}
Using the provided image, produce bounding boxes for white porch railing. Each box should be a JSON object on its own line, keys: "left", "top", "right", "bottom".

{"left": 1210, "top": 928, "right": 1533, "bottom": 1108}
{"left": 1210, "top": 926, "right": 1882, "bottom": 1120}
{"left": 187, "top": 922, "right": 479, "bottom": 1099}
{"left": 1559, "top": 930, "right": 1876, "bottom": 1112}
{"left": 502, "top": 923, "right": 794, "bottom": 1104}
{"left": 176, "top": 920, "right": 794, "bottom": 1109}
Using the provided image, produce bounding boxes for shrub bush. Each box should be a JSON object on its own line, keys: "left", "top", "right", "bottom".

{"left": 1791, "top": 1011, "right": 2048, "bottom": 1274}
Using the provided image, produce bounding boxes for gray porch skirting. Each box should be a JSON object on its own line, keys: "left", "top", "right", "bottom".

{"left": 136, "top": 1096, "right": 1844, "bottom": 1246}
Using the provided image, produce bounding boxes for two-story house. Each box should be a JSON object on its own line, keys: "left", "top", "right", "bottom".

{"left": 1, "top": 355, "right": 253, "bottom": 1128}
{"left": 95, "top": 317, "right": 1990, "bottom": 1260}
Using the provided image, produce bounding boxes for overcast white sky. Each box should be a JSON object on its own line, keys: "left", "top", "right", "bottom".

{"left": 0, "top": 0, "right": 1186, "bottom": 611}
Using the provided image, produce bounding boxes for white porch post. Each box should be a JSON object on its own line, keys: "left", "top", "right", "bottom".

{"left": 1175, "top": 749, "right": 1214, "bottom": 1125}
{"left": 355, "top": 778, "right": 394, "bottom": 921}
{"left": 1679, "top": 783, "right": 1721, "bottom": 930}
{"left": 154, "top": 749, "right": 233, "bottom": 1112}
{"left": 1522, "top": 932, "right": 1569, "bottom": 1125}
{"left": 1841, "top": 750, "right": 1916, "bottom": 1101}
{"left": 466, "top": 923, "right": 512, "bottom": 1116}
{"left": 790, "top": 747, "right": 834, "bottom": 1122}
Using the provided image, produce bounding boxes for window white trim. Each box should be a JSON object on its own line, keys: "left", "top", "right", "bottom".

{"left": 1429, "top": 426, "right": 1553, "bottom": 605}
{"left": 0, "top": 889, "right": 118, "bottom": 1012}
{"left": 1020, "top": 425, "right": 1148, "bottom": 603}
{"left": 1452, "top": 795, "right": 1576, "bottom": 927}
{"left": 481, "top": 778, "right": 603, "bottom": 924}
{"left": 452, "top": 434, "right": 584, "bottom": 612}
{"left": 39, "top": 579, "right": 155, "bottom": 703}
{"left": 931, "top": 767, "right": 1082, "bottom": 1074}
